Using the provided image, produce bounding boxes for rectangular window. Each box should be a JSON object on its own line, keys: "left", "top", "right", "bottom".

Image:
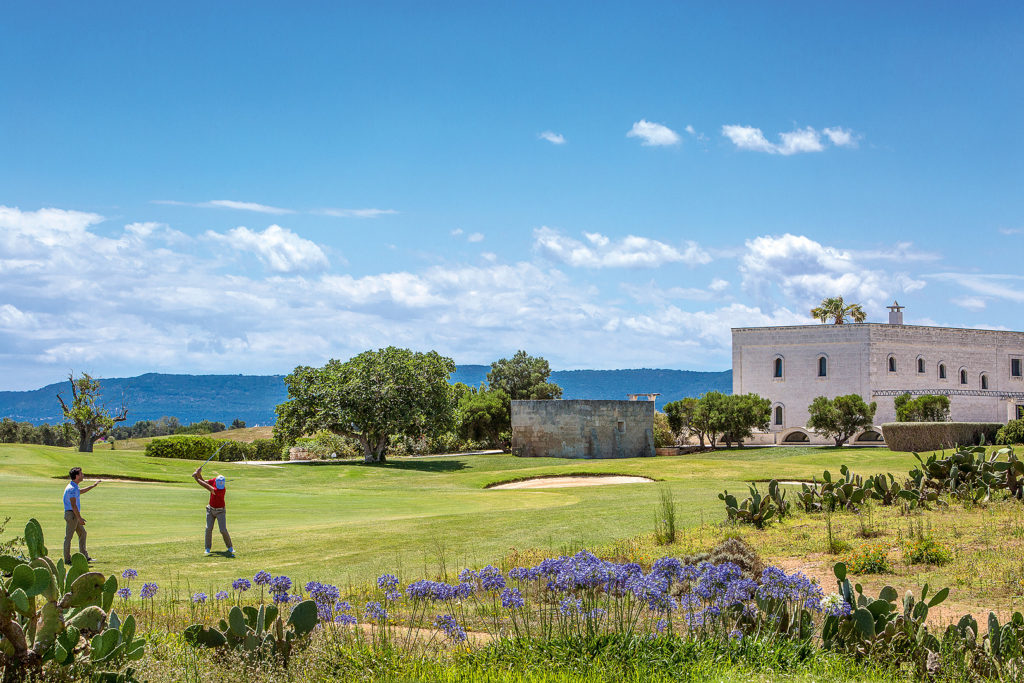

{"left": 616, "top": 420, "right": 625, "bottom": 433}
{"left": 1013, "top": 359, "right": 1022, "bottom": 378}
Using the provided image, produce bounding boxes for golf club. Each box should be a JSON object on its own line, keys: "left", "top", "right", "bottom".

{"left": 199, "top": 443, "right": 226, "bottom": 468}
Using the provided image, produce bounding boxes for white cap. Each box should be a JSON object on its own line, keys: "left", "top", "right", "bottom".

{"left": 215, "top": 475, "right": 226, "bottom": 490}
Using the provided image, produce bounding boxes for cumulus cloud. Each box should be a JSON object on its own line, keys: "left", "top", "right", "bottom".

{"left": 534, "top": 227, "right": 710, "bottom": 268}
{"left": 467, "top": 232, "right": 484, "bottom": 243}
{"left": 206, "top": 225, "right": 329, "bottom": 272}
{"left": 626, "top": 120, "right": 681, "bottom": 146}
{"left": 740, "top": 233, "right": 925, "bottom": 311}
{"left": 722, "top": 125, "right": 858, "bottom": 155}
{"left": 538, "top": 131, "right": 566, "bottom": 145}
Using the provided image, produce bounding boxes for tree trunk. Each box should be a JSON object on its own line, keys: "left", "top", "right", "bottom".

{"left": 77, "top": 428, "right": 94, "bottom": 452}
{"left": 835, "top": 437, "right": 844, "bottom": 448}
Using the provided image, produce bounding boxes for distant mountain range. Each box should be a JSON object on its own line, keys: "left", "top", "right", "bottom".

{"left": 0, "top": 367, "right": 732, "bottom": 426}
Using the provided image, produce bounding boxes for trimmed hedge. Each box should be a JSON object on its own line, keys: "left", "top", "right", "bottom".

{"left": 996, "top": 419, "right": 1024, "bottom": 446}
{"left": 881, "top": 422, "right": 1002, "bottom": 452}
{"left": 145, "top": 435, "right": 284, "bottom": 461}
{"left": 144, "top": 435, "right": 219, "bottom": 460}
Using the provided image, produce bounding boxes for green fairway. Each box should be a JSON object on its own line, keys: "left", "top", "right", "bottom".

{"left": 0, "top": 444, "right": 917, "bottom": 590}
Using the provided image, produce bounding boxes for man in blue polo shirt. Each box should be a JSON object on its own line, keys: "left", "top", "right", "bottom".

{"left": 63, "top": 466, "right": 101, "bottom": 563}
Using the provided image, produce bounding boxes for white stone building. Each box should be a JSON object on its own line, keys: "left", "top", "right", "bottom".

{"left": 732, "top": 304, "right": 1024, "bottom": 445}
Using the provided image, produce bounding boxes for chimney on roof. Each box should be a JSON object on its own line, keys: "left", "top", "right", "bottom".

{"left": 887, "top": 301, "right": 904, "bottom": 325}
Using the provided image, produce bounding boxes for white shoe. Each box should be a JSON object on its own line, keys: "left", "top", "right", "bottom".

{"left": 204, "top": 549, "right": 211, "bottom": 556}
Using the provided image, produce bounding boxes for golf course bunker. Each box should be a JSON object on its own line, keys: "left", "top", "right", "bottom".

{"left": 488, "top": 474, "right": 655, "bottom": 490}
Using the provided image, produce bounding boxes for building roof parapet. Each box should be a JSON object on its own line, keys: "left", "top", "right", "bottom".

{"left": 733, "top": 323, "right": 1024, "bottom": 335}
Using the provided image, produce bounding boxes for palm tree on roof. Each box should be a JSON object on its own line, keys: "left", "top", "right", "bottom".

{"left": 810, "top": 296, "right": 867, "bottom": 324}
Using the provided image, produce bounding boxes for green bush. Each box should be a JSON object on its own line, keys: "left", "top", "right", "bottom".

{"left": 144, "top": 435, "right": 218, "bottom": 460}
{"left": 251, "top": 438, "right": 282, "bottom": 460}
{"left": 294, "top": 431, "right": 362, "bottom": 459}
{"left": 217, "top": 440, "right": 254, "bottom": 462}
{"left": 845, "top": 542, "right": 892, "bottom": 574}
{"left": 996, "top": 419, "right": 1024, "bottom": 445}
{"left": 881, "top": 422, "right": 1002, "bottom": 452}
{"left": 903, "top": 538, "right": 953, "bottom": 566}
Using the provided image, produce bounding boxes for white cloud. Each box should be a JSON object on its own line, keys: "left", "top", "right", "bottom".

{"left": 709, "top": 278, "right": 730, "bottom": 292}
{"left": 534, "top": 227, "right": 710, "bottom": 268}
{"left": 952, "top": 296, "right": 987, "bottom": 310}
{"left": 0, "top": 206, "right": 105, "bottom": 248}
{"left": 451, "top": 228, "right": 464, "bottom": 236}
{"left": 823, "top": 126, "right": 857, "bottom": 147}
{"left": 467, "top": 232, "right": 484, "bottom": 243}
{"left": 153, "top": 199, "right": 294, "bottom": 214}
{"left": 539, "top": 131, "right": 566, "bottom": 145}
{"left": 626, "top": 119, "right": 681, "bottom": 146}
{"left": 619, "top": 303, "right": 809, "bottom": 348}
{"left": 999, "top": 227, "right": 1024, "bottom": 235}
{"left": 206, "top": 224, "right": 329, "bottom": 272}
{"left": 740, "top": 233, "right": 925, "bottom": 311}
{"left": 930, "top": 273, "right": 1024, "bottom": 304}
{"left": 314, "top": 208, "right": 399, "bottom": 218}
{"left": 722, "top": 125, "right": 858, "bottom": 155}
{"left": 685, "top": 125, "right": 696, "bottom": 135}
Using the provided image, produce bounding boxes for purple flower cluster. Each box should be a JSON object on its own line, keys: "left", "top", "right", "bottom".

{"left": 756, "top": 567, "right": 823, "bottom": 610}
{"left": 406, "top": 579, "right": 473, "bottom": 602}
{"left": 232, "top": 578, "right": 252, "bottom": 592}
{"left": 269, "top": 575, "right": 292, "bottom": 594}
{"left": 191, "top": 592, "right": 208, "bottom": 604}
{"left": 377, "top": 574, "right": 399, "bottom": 590}
{"left": 364, "top": 601, "right": 388, "bottom": 621}
{"left": 215, "top": 591, "right": 229, "bottom": 601}
{"left": 253, "top": 571, "right": 272, "bottom": 586}
{"left": 558, "top": 597, "right": 583, "bottom": 615}
{"left": 121, "top": 568, "right": 138, "bottom": 580}
{"left": 478, "top": 565, "right": 506, "bottom": 591}
{"left": 116, "top": 587, "right": 131, "bottom": 599}
{"left": 434, "top": 614, "right": 467, "bottom": 642}
{"left": 500, "top": 587, "right": 525, "bottom": 609}
{"left": 140, "top": 583, "right": 158, "bottom": 599}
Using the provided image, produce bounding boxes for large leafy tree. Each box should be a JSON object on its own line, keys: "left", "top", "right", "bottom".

{"left": 458, "top": 389, "right": 511, "bottom": 448}
{"left": 719, "top": 393, "right": 772, "bottom": 448}
{"left": 274, "top": 347, "right": 456, "bottom": 463}
{"left": 664, "top": 398, "right": 699, "bottom": 443}
{"left": 894, "top": 393, "right": 950, "bottom": 422}
{"left": 57, "top": 373, "right": 128, "bottom": 452}
{"left": 486, "top": 351, "right": 563, "bottom": 401}
{"left": 810, "top": 296, "right": 867, "bottom": 325}
{"left": 806, "top": 394, "right": 877, "bottom": 447}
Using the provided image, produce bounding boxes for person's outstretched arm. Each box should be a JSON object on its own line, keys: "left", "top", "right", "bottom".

{"left": 81, "top": 480, "right": 101, "bottom": 494}
{"left": 192, "top": 468, "right": 216, "bottom": 493}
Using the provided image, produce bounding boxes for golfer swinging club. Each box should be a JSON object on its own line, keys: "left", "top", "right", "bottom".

{"left": 192, "top": 465, "right": 234, "bottom": 556}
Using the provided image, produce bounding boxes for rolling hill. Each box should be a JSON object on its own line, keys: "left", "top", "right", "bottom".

{"left": 0, "top": 367, "right": 731, "bottom": 426}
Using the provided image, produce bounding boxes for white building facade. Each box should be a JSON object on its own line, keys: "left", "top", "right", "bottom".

{"left": 732, "top": 306, "right": 1024, "bottom": 444}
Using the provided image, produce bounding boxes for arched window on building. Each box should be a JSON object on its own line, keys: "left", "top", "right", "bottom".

{"left": 938, "top": 363, "right": 947, "bottom": 380}
{"left": 917, "top": 357, "right": 925, "bottom": 374}
{"left": 817, "top": 355, "right": 828, "bottom": 378}
{"left": 960, "top": 368, "right": 968, "bottom": 385}
{"left": 773, "top": 357, "right": 783, "bottom": 379}
{"left": 888, "top": 355, "right": 897, "bottom": 373}
{"left": 774, "top": 405, "right": 784, "bottom": 426}
{"left": 981, "top": 374, "right": 990, "bottom": 390}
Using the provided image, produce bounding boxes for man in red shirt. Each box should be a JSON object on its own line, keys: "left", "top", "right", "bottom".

{"left": 192, "top": 466, "right": 233, "bottom": 556}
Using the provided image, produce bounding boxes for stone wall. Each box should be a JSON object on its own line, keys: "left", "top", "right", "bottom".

{"left": 511, "top": 400, "right": 655, "bottom": 459}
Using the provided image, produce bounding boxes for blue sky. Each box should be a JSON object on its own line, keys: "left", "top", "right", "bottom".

{"left": 1, "top": 2, "right": 1022, "bottom": 389}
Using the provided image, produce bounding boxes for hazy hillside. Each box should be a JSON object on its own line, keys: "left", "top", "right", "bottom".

{"left": 1, "top": 367, "right": 731, "bottom": 426}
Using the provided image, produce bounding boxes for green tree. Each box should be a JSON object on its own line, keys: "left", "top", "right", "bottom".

{"left": 663, "top": 398, "right": 699, "bottom": 444}
{"left": 806, "top": 394, "right": 877, "bottom": 447}
{"left": 719, "top": 394, "right": 772, "bottom": 448}
{"left": 0, "top": 418, "right": 16, "bottom": 443}
{"left": 652, "top": 411, "right": 675, "bottom": 448}
{"left": 230, "top": 418, "right": 246, "bottom": 430}
{"left": 810, "top": 296, "right": 867, "bottom": 324}
{"left": 692, "top": 391, "right": 729, "bottom": 448}
{"left": 458, "top": 389, "right": 511, "bottom": 448}
{"left": 274, "top": 347, "right": 457, "bottom": 463}
{"left": 894, "top": 393, "right": 950, "bottom": 422}
{"left": 486, "top": 351, "right": 563, "bottom": 400}
{"left": 56, "top": 373, "right": 128, "bottom": 452}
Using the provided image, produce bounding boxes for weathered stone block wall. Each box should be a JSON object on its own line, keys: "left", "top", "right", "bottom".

{"left": 511, "top": 400, "right": 655, "bottom": 459}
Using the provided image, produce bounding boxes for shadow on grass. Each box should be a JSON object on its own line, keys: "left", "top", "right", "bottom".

{"left": 292, "top": 459, "right": 469, "bottom": 473}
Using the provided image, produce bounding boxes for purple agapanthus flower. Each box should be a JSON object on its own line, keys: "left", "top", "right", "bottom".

{"left": 215, "top": 591, "right": 229, "bottom": 601}
{"left": 501, "top": 587, "right": 524, "bottom": 609}
{"left": 116, "top": 587, "right": 131, "bottom": 599}
{"left": 434, "top": 614, "right": 467, "bottom": 642}
{"left": 232, "top": 578, "right": 252, "bottom": 592}
{"left": 191, "top": 592, "right": 208, "bottom": 604}
{"left": 269, "top": 575, "right": 292, "bottom": 594}
{"left": 253, "top": 571, "right": 272, "bottom": 586}
{"left": 121, "top": 568, "right": 138, "bottom": 580}
{"left": 377, "top": 574, "right": 399, "bottom": 590}
{"left": 335, "top": 614, "right": 357, "bottom": 626}
{"left": 365, "top": 601, "right": 388, "bottom": 621}
{"left": 140, "top": 583, "right": 158, "bottom": 599}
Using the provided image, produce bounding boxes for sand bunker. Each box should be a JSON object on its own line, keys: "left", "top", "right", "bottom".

{"left": 489, "top": 475, "right": 654, "bottom": 490}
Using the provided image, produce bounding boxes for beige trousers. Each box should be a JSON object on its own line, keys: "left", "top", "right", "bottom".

{"left": 205, "top": 506, "right": 232, "bottom": 550}
{"left": 63, "top": 510, "right": 87, "bottom": 562}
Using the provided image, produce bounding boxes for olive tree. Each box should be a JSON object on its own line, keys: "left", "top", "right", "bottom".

{"left": 56, "top": 373, "right": 128, "bottom": 452}
{"left": 806, "top": 394, "right": 877, "bottom": 447}
{"left": 486, "top": 351, "right": 562, "bottom": 400}
{"left": 274, "top": 347, "right": 456, "bottom": 463}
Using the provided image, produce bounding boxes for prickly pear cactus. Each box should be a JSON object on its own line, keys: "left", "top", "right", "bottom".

{"left": 184, "top": 599, "right": 319, "bottom": 664}
{"left": 0, "top": 518, "right": 145, "bottom": 681}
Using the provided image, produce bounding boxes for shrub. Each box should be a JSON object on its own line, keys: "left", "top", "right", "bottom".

{"left": 903, "top": 538, "right": 953, "bottom": 566}
{"left": 845, "top": 543, "right": 892, "bottom": 574}
{"left": 683, "top": 537, "right": 764, "bottom": 580}
{"left": 144, "top": 435, "right": 218, "bottom": 460}
{"left": 653, "top": 412, "right": 675, "bottom": 448}
{"left": 881, "top": 422, "right": 1002, "bottom": 452}
{"left": 294, "top": 431, "right": 362, "bottom": 459}
{"left": 895, "top": 393, "right": 950, "bottom": 422}
{"left": 997, "top": 419, "right": 1024, "bottom": 445}
{"left": 217, "top": 440, "right": 254, "bottom": 462}
{"left": 251, "top": 438, "right": 282, "bottom": 460}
